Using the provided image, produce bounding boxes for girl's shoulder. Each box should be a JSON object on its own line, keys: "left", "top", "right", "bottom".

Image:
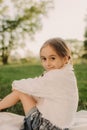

{"left": 45, "top": 64, "right": 73, "bottom": 74}
{"left": 43, "top": 64, "right": 74, "bottom": 79}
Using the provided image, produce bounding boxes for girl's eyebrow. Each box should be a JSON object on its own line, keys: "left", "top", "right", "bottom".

{"left": 40, "top": 56, "right": 45, "bottom": 58}
{"left": 40, "top": 56, "right": 46, "bottom": 59}
{"left": 40, "top": 55, "right": 57, "bottom": 58}
{"left": 49, "top": 55, "right": 57, "bottom": 57}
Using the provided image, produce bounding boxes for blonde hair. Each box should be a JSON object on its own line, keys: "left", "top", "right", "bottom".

{"left": 40, "top": 37, "right": 71, "bottom": 63}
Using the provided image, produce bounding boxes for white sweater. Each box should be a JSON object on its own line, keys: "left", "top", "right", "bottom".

{"left": 12, "top": 64, "right": 78, "bottom": 129}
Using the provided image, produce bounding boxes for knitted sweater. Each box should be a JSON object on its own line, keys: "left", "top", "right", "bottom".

{"left": 12, "top": 64, "right": 78, "bottom": 129}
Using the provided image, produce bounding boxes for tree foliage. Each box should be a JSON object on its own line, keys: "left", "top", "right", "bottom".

{"left": 0, "top": 0, "right": 53, "bottom": 64}
{"left": 83, "top": 14, "right": 87, "bottom": 59}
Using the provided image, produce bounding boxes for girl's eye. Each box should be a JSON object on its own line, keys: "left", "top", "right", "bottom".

{"left": 41, "top": 57, "right": 46, "bottom": 61}
{"left": 51, "top": 57, "right": 56, "bottom": 60}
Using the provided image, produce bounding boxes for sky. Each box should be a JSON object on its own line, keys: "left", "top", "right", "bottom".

{"left": 24, "top": 0, "right": 87, "bottom": 56}
{"left": 8, "top": 0, "right": 87, "bottom": 57}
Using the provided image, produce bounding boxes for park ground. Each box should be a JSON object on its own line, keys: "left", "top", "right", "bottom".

{"left": 0, "top": 61, "right": 87, "bottom": 115}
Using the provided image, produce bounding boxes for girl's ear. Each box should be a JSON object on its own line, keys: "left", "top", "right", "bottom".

{"left": 64, "top": 56, "right": 69, "bottom": 64}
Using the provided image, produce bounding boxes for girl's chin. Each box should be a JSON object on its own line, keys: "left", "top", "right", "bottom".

{"left": 46, "top": 68, "right": 56, "bottom": 71}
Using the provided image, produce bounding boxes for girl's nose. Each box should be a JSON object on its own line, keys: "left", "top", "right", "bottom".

{"left": 46, "top": 60, "right": 51, "bottom": 66}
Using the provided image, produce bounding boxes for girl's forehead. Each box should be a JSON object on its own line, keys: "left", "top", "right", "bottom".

{"left": 41, "top": 45, "right": 54, "bottom": 51}
{"left": 41, "top": 45, "right": 53, "bottom": 52}
{"left": 40, "top": 45, "right": 58, "bottom": 56}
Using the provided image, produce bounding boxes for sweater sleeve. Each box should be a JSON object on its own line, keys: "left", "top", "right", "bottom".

{"left": 12, "top": 70, "right": 59, "bottom": 98}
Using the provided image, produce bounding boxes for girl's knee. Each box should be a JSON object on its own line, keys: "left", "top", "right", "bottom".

{"left": 12, "top": 90, "right": 27, "bottom": 100}
{"left": 13, "top": 90, "right": 36, "bottom": 103}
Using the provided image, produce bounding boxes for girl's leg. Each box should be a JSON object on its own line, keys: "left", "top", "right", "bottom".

{"left": 0, "top": 90, "right": 20, "bottom": 111}
{"left": 17, "top": 90, "right": 36, "bottom": 114}
{"left": 0, "top": 90, "right": 36, "bottom": 114}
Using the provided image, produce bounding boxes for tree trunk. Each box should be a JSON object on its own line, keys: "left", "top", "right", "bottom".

{"left": 2, "top": 54, "right": 8, "bottom": 64}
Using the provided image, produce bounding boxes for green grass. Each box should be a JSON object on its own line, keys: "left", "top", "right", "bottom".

{"left": 0, "top": 62, "right": 87, "bottom": 115}
{"left": 74, "top": 63, "right": 87, "bottom": 110}
{"left": 0, "top": 63, "right": 44, "bottom": 115}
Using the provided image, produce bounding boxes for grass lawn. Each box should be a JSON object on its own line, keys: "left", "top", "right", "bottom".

{"left": 0, "top": 62, "right": 87, "bottom": 115}
{"left": 74, "top": 63, "right": 87, "bottom": 110}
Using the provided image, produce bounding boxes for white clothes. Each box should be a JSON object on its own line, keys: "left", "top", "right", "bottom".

{"left": 12, "top": 64, "right": 79, "bottom": 129}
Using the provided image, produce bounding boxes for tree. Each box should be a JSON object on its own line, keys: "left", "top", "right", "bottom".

{"left": 84, "top": 27, "right": 87, "bottom": 50}
{"left": 82, "top": 14, "right": 87, "bottom": 59}
{"left": 0, "top": 0, "right": 53, "bottom": 64}
{"left": 66, "top": 39, "right": 83, "bottom": 59}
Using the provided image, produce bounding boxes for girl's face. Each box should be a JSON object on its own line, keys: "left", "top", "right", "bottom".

{"left": 40, "top": 45, "right": 68, "bottom": 71}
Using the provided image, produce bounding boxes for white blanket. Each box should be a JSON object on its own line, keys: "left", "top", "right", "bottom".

{"left": 0, "top": 110, "right": 87, "bottom": 130}
{"left": 0, "top": 112, "right": 24, "bottom": 130}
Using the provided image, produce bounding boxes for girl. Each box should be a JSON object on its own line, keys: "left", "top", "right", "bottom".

{"left": 0, "top": 37, "right": 78, "bottom": 130}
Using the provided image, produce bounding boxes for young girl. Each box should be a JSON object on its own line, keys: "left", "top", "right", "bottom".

{"left": 0, "top": 37, "right": 78, "bottom": 130}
